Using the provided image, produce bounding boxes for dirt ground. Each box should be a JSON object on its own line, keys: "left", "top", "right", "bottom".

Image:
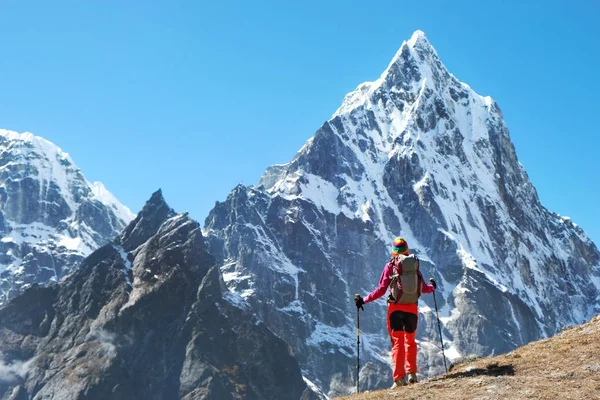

{"left": 336, "top": 315, "right": 600, "bottom": 400}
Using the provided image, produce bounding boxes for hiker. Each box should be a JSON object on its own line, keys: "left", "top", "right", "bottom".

{"left": 354, "top": 237, "right": 436, "bottom": 388}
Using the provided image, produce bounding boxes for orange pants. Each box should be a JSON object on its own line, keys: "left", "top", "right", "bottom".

{"left": 387, "top": 302, "right": 418, "bottom": 381}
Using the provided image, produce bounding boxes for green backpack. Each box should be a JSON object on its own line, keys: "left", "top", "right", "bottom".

{"left": 389, "top": 254, "right": 422, "bottom": 304}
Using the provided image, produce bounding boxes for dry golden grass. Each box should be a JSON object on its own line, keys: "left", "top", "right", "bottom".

{"left": 337, "top": 315, "right": 600, "bottom": 400}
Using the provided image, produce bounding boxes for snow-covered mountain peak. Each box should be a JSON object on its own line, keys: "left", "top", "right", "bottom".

{"left": 0, "top": 128, "right": 135, "bottom": 303}
{"left": 208, "top": 29, "right": 600, "bottom": 395}
{"left": 279, "top": 31, "right": 503, "bottom": 226}
{"left": 384, "top": 29, "right": 439, "bottom": 77}
{"left": 0, "top": 128, "right": 75, "bottom": 164}
{"left": 0, "top": 129, "right": 133, "bottom": 224}
{"left": 1, "top": 129, "right": 87, "bottom": 214}
{"left": 407, "top": 29, "right": 431, "bottom": 49}
{"left": 335, "top": 30, "right": 457, "bottom": 120}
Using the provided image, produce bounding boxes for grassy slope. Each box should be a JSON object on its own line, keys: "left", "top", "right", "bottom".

{"left": 337, "top": 315, "right": 600, "bottom": 400}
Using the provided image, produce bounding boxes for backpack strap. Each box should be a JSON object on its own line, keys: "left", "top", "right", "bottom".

{"left": 414, "top": 256, "right": 422, "bottom": 297}
{"left": 390, "top": 256, "right": 403, "bottom": 277}
{"left": 388, "top": 256, "right": 403, "bottom": 303}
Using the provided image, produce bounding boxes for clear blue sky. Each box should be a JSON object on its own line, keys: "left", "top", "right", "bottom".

{"left": 1, "top": 1, "right": 598, "bottom": 245}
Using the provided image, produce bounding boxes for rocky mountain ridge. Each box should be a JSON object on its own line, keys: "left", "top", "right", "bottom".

{"left": 204, "top": 30, "right": 600, "bottom": 396}
{"left": 0, "top": 190, "right": 320, "bottom": 400}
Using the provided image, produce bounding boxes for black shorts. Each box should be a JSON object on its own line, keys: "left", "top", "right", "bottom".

{"left": 389, "top": 310, "right": 418, "bottom": 333}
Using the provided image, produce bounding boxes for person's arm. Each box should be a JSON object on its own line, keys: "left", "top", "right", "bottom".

{"left": 364, "top": 263, "right": 392, "bottom": 303}
{"left": 420, "top": 271, "right": 435, "bottom": 294}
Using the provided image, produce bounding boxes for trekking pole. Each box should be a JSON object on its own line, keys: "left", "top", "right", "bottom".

{"left": 355, "top": 294, "right": 362, "bottom": 393}
{"left": 430, "top": 280, "right": 448, "bottom": 373}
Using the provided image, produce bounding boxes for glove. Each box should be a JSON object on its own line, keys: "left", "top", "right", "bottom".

{"left": 429, "top": 278, "right": 437, "bottom": 290}
{"left": 354, "top": 294, "right": 365, "bottom": 310}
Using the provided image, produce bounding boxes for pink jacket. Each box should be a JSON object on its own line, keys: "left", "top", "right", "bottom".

{"left": 364, "top": 259, "right": 435, "bottom": 304}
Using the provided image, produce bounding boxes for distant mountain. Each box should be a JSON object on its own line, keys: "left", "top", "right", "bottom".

{"left": 0, "top": 190, "right": 321, "bottom": 400}
{"left": 0, "top": 129, "right": 134, "bottom": 303}
{"left": 204, "top": 30, "right": 600, "bottom": 396}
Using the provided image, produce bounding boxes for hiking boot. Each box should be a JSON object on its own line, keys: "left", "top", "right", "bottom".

{"left": 390, "top": 379, "right": 406, "bottom": 389}
{"left": 407, "top": 373, "right": 418, "bottom": 384}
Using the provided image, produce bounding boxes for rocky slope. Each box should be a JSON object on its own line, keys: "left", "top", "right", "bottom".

{"left": 0, "top": 190, "right": 320, "bottom": 400}
{"left": 203, "top": 30, "right": 600, "bottom": 396}
{"left": 0, "top": 129, "right": 134, "bottom": 303}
